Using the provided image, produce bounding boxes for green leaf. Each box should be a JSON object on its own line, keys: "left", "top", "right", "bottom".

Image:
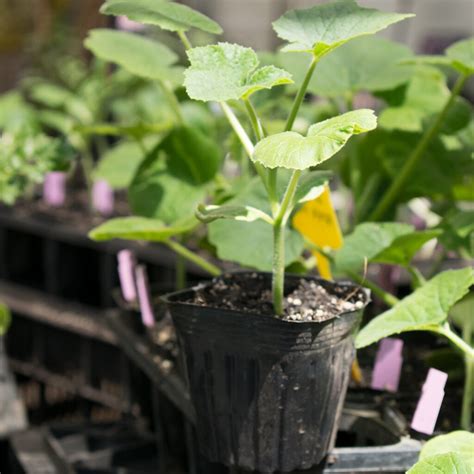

{"left": 371, "top": 229, "right": 442, "bottom": 267}
{"left": 379, "top": 66, "right": 449, "bottom": 132}
{"left": 419, "top": 431, "right": 474, "bottom": 470}
{"left": 101, "top": 0, "right": 222, "bottom": 34}
{"left": 160, "top": 125, "right": 221, "bottom": 184}
{"left": 0, "top": 302, "right": 11, "bottom": 336}
{"left": 253, "top": 109, "right": 376, "bottom": 170}
{"left": 184, "top": 43, "right": 293, "bottom": 102}
{"left": 208, "top": 178, "right": 304, "bottom": 271}
{"left": 273, "top": 0, "right": 413, "bottom": 57}
{"left": 446, "top": 37, "right": 474, "bottom": 75}
{"left": 93, "top": 140, "right": 151, "bottom": 190}
{"left": 84, "top": 29, "right": 179, "bottom": 82}
{"left": 304, "top": 37, "right": 414, "bottom": 97}
{"left": 294, "top": 170, "right": 332, "bottom": 203}
{"left": 408, "top": 453, "right": 470, "bottom": 474}
{"left": 196, "top": 204, "right": 273, "bottom": 224}
{"left": 334, "top": 222, "right": 413, "bottom": 273}
{"left": 356, "top": 268, "right": 474, "bottom": 348}
{"left": 89, "top": 216, "right": 195, "bottom": 242}
{"left": 128, "top": 138, "right": 212, "bottom": 224}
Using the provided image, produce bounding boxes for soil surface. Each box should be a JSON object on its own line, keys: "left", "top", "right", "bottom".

{"left": 188, "top": 272, "right": 367, "bottom": 322}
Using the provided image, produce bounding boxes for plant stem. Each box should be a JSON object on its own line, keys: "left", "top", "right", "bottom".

{"left": 461, "top": 355, "right": 473, "bottom": 430}
{"left": 276, "top": 170, "right": 302, "bottom": 225}
{"left": 177, "top": 31, "right": 192, "bottom": 51}
{"left": 368, "top": 74, "right": 468, "bottom": 222}
{"left": 220, "top": 102, "right": 254, "bottom": 157}
{"left": 220, "top": 102, "right": 270, "bottom": 194}
{"left": 272, "top": 221, "right": 285, "bottom": 315}
{"left": 347, "top": 271, "right": 400, "bottom": 307}
{"left": 272, "top": 170, "right": 302, "bottom": 316}
{"left": 407, "top": 265, "right": 426, "bottom": 288}
{"left": 285, "top": 56, "right": 318, "bottom": 131}
{"left": 243, "top": 98, "right": 264, "bottom": 141}
{"left": 158, "top": 80, "right": 184, "bottom": 124}
{"left": 431, "top": 323, "right": 474, "bottom": 360}
{"left": 165, "top": 240, "right": 221, "bottom": 277}
{"left": 461, "top": 315, "right": 473, "bottom": 430}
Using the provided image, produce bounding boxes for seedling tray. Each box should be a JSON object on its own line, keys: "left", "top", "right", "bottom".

{"left": 0, "top": 205, "right": 209, "bottom": 308}
{"left": 1, "top": 281, "right": 151, "bottom": 419}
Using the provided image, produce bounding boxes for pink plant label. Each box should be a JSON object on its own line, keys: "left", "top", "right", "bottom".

{"left": 371, "top": 338, "right": 404, "bottom": 392}
{"left": 411, "top": 368, "right": 448, "bottom": 435}
{"left": 116, "top": 16, "right": 145, "bottom": 32}
{"left": 135, "top": 265, "right": 155, "bottom": 328}
{"left": 43, "top": 172, "right": 66, "bottom": 207}
{"left": 93, "top": 180, "right": 114, "bottom": 216}
{"left": 117, "top": 250, "right": 137, "bottom": 302}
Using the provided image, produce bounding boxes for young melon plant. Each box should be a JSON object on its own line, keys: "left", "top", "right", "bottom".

{"left": 89, "top": 0, "right": 413, "bottom": 310}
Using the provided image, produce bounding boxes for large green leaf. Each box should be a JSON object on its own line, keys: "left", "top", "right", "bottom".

{"left": 446, "top": 37, "right": 474, "bottom": 75}
{"left": 272, "top": 0, "right": 413, "bottom": 57}
{"left": 89, "top": 216, "right": 195, "bottom": 242}
{"left": 101, "top": 0, "right": 222, "bottom": 34}
{"left": 419, "top": 431, "right": 474, "bottom": 470}
{"left": 84, "top": 29, "right": 179, "bottom": 82}
{"left": 160, "top": 125, "right": 221, "bottom": 184}
{"left": 128, "top": 137, "right": 212, "bottom": 224}
{"left": 304, "top": 37, "right": 414, "bottom": 97}
{"left": 208, "top": 178, "right": 304, "bottom": 270}
{"left": 379, "top": 67, "right": 449, "bottom": 132}
{"left": 334, "top": 222, "right": 413, "bottom": 273}
{"left": 356, "top": 268, "right": 474, "bottom": 348}
{"left": 0, "top": 302, "right": 10, "bottom": 336}
{"left": 371, "top": 229, "right": 442, "bottom": 267}
{"left": 253, "top": 109, "right": 376, "bottom": 170}
{"left": 184, "top": 43, "right": 292, "bottom": 102}
{"left": 408, "top": 452, "right": 470, "bottom": 474}
{"left": 93, "top": 140, "right": 152, "bottom": 190}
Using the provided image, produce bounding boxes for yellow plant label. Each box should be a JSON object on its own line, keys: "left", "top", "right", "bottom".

{"left": 293, "top": 185, "right": 343, "bottom": 279}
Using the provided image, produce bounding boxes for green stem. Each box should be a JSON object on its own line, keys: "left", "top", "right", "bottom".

{"left": 243, "top": 98, "right": 279, "bottom": 211}
{"left": 243, "top": 98, "right": 264, "bottom": 141}
{"left": 430, "top": 323, "right": 474, "bottom": 360}
{"left": 158, "top": 80, "right": 183, "bottom": 124}
{"left": 285, "top": 56, "right": 318, "bottom": 131}
{"left": 461, "top": 354, "right": 473, "bottom": 430}
{"left": 347, "top": 271, "right": 400, "bottom": 307}
{"left": 177, "top": 31, "right": 192, "bottom": 51}
{"left": 164, "top": 240, "right": 221, "bottom": 277}
{"left": 220, "top": 102, "right": 270, "bottom": 194}
{"left": 276, "top": 170, "right": 302, "bottom": 225}
{"left": 220, "top": 102, "right": 254, "bottom": 157}
{"left": 271, "top": 170, "right": 302, "bottom": 316}
{"left": 407, "top": 265, "right": 426, "bottom": 288}
{"left": 461, "top": 316, "right": 473, "bottom": 430}
{"left": 368, "top": 74, "right": 468, "bottom": 222}
{"left": 272, "top": 222, "right": 285, "bottom": 316}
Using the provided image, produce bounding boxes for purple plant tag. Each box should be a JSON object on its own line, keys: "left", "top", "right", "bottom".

{"left": 43, "top": 172, "right": 66, "bottom": 207}
{"left": 117, "top": 250, "right": 137, "bottom": 302}
{"left": 411, "top": 368, "right": 448, "bottom": 435}
{"left": 135, "top": 265, "right": 155, "bottom": 328}
{"left": 371, "top": 338, "right": 404, "bottom": 392}
{"left": 93, "top": 180, "right": 114, "bottom": 216}
{"left": 116, "top": 16, "right": 145, "bottom": 32}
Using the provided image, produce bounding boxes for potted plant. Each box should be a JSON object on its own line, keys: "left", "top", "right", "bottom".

{"left": 84, "top": 0, "right": 420, "bottom": 471}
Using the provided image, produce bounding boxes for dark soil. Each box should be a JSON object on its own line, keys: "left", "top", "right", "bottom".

{"left": 188, "top": 272, "right": 367, "bottom": 322}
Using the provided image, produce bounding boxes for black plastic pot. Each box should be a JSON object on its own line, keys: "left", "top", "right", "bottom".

{"left": 163, "top": 272, "right": 370, "bottom": 473}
